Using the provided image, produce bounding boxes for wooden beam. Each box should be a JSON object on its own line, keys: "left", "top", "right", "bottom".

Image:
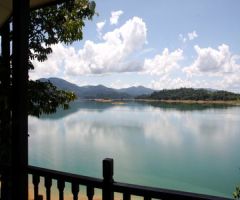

{"left": 12, "top": 0, "right": 29, "bottom": 199}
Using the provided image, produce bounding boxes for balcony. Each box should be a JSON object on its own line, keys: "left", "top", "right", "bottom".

{"left": 0, "top": 1, "right": 237, "bottom": 200}
{"left": 1, "top": 159, "right": 232, "bottom": 200}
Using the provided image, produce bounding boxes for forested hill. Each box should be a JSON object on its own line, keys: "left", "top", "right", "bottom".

{"left": 39, "top": 77, "right": 155, "bottom": 99}
{"left": 136, "top": 88, "right": 240, "bottom": 101}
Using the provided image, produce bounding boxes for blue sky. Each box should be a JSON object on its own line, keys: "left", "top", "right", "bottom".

{"left": 30, "top": 0, "right": 240, "bottom": 92}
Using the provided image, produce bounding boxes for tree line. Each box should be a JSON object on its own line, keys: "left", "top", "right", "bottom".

{"left": 136, "top": 88, "right": 240, "bottom": 101}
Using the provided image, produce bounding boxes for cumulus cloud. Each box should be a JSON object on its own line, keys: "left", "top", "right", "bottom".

{"left": 30, "top": 16, "right": 147, "bottom": 78}
{"left": 188, "top": 30, "right": 198, "bottom": 40}
{"left": 143, "top": 48, "right": 184, "bottom": 75}
{"left": 184, "top": 44, "right": 240, "bottom": 75}
{"left": 30, "top": 44, "right": 69, "bottom": 79}
{"left": 66, "top": 16, "right": 147, "bottom": 75}
{"left": 110, "top": 10, "right": 124, "bottom": 25}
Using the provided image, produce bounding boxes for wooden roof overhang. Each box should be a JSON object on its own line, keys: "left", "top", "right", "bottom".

{"left": 0, "top": 0, "right": 67, "bottom": 28}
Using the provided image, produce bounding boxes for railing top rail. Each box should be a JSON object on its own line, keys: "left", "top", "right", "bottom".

{"left": 113, "top": 182, "right": 232, "bottom": 200}
{"left": 28, "top": 165, "right": 102, "bottom": 188}
{"left": 28, "top": 164, "right": 233, "bottom": 200}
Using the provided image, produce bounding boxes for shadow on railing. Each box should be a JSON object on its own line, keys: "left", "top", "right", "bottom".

{"left": 1, "top": 158, "right": 233, "bottom": 200}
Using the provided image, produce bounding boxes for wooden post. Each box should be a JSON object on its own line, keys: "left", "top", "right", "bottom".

{"left": 0, "top": 21, "right": 11, "bottom": 200}
{"left": 12, "top": 0, "right": 30, "bottom": 199}
{"left": 1, "top": 22, "right": 10, "bottom": 85}
{"left": 102, "top": 158, "right": 114, "bottom": 200}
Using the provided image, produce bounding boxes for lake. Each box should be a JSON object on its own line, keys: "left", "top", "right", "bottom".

{"left": 28, "top": 100, "right": 240, "bottom": 198}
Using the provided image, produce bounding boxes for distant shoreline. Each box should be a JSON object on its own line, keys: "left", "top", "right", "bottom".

{"left": 90, "top": 98, "right": 240, "bottom": 106}
{"left": 135, "top": 99, "right": 240, "bottom": 106}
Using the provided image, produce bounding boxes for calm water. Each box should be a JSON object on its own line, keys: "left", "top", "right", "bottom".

{"left": 28, "top": 100, "right": 240, "bottom": 198}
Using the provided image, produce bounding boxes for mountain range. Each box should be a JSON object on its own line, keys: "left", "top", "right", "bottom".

{"left": 39, "top": 77, "right": 155, "bottom": 99}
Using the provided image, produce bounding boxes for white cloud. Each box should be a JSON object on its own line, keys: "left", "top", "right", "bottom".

{"left": 184, "top": 44, "right": 240, "bottom": 75}
{"left": 218, "top": 74, "right": 240, "bottom": 92}
{"left": 30, "top": 16, "right": 147, "bottom": 78}
{"left": 143, "top": 48, "right": 184, "bottom": 76}
{"left": 110, "top": 80, "right": 131, "bottom": 89}
{"left": 179, "top": 31, "right": 198, "bottom": 43}
{"left": 188, "top": 30, "right": 198, "bottom": 40}
{"left": 30, "top": 44, "right": 69, "bottom": 79}
{"left": 96, "top": 20, "right": 106, "bottom": 33}
{"left": 150, "top": 76, "right": 195, "bottom": 90}
{"left": 110, "top": 80, "right": 140, "bottom": 89}
{"left": 179, "top": 34, "right": 187, "bottom": 43}
{"left": 148, "top": 73, "right": 229, "bottom": 91}
{"left": 110, "top": 10, "right": 124, "bottom": 25}
{"left": 65, "top": 16, "right": 147, "bottom": 75}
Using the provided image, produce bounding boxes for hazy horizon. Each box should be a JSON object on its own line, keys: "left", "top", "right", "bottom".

{"left": 39, "top": 77, "right": 240, "bottom": 94}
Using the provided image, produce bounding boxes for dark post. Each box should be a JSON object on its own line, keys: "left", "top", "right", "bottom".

{"left": 0, "top": 22, "right": 11, "bottom": 200}
{"left": 32, "top": 175, "right": 40, "bottom": 200}
{"left": 123, "top": 193, "right": 131, "bottom": 200}
{"left": 12, "top": 0, "right": 29, "bottom": 199}
{"left": 1, "top": 22, "right": 10, "bottom": 85}
{"left": 71, "top": 182, "right": 79, "bottom": 200}
{"left": 57, "top": 179, "right": 65, "bottom": 200}
{"left": 102, "top": 158, "right": 114, "bottom": 200}
{"left": 45, "top": 177, "right": 52, "bottom": 200}
{"left": 87, "top": 186, "right": 94, "bottom": 200}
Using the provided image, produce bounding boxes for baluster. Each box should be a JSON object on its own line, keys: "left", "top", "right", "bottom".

{"left": 57, "top": 179, "right": 65, "bottom": 200}
{"left": 71, "top": 182, "right": 79, "bottom": 200}
{"left": 87, "top": 186, "right": 94, "bottom": 200}
{"left": 32, "top": 175, "right": 40, "bottom": 200}
{"left": 44, "top": 177, "right": 52, "bottom": 200}
{"left": 38, "top": 195, "right": 43, "bottom": 200}
{"left": 123, "top": 193, "right": 130, "bottom": 200}
{"left": 144, "top": 196, "right": 151, "bottom": 200}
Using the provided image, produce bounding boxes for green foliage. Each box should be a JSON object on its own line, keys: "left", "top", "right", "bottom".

{"left": 26, "top": 0, "right": 96, "bottom": 115}
{"left": 0, "top": 0, "right": 95, "bottom": 167}
{"left": 28, "top": 80, "right": 76, "bottom": 117}
{"left": 233, "top": 186, "right": 240, "bottom": 199}
{"left": 138, "top": 88, "right": 240, "bottom": 101}
{"left": 1, "top": 0, "right": 96, "bottom": 116}
{"left": 0, "top": 0, "right": 96, "bottom": 116}
{"left": 28, "top": 0, "right": 96, "bottom": 69}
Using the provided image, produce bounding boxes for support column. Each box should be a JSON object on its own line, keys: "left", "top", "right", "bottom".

{"left": 12, "top": 0, "right": 30, "bottom": 199}
{"left": 0, "top": 22, "right": 11, "bottom": 200}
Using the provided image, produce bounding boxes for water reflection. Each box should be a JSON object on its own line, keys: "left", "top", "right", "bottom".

{"left": 29, "top": 101, "right": 240, "bottom": 198}
{"left": 142, "top": 101, "right": 236, "bottom": 111}
{"left": 38, "top": 100, "right": 238, "bottom": 120}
